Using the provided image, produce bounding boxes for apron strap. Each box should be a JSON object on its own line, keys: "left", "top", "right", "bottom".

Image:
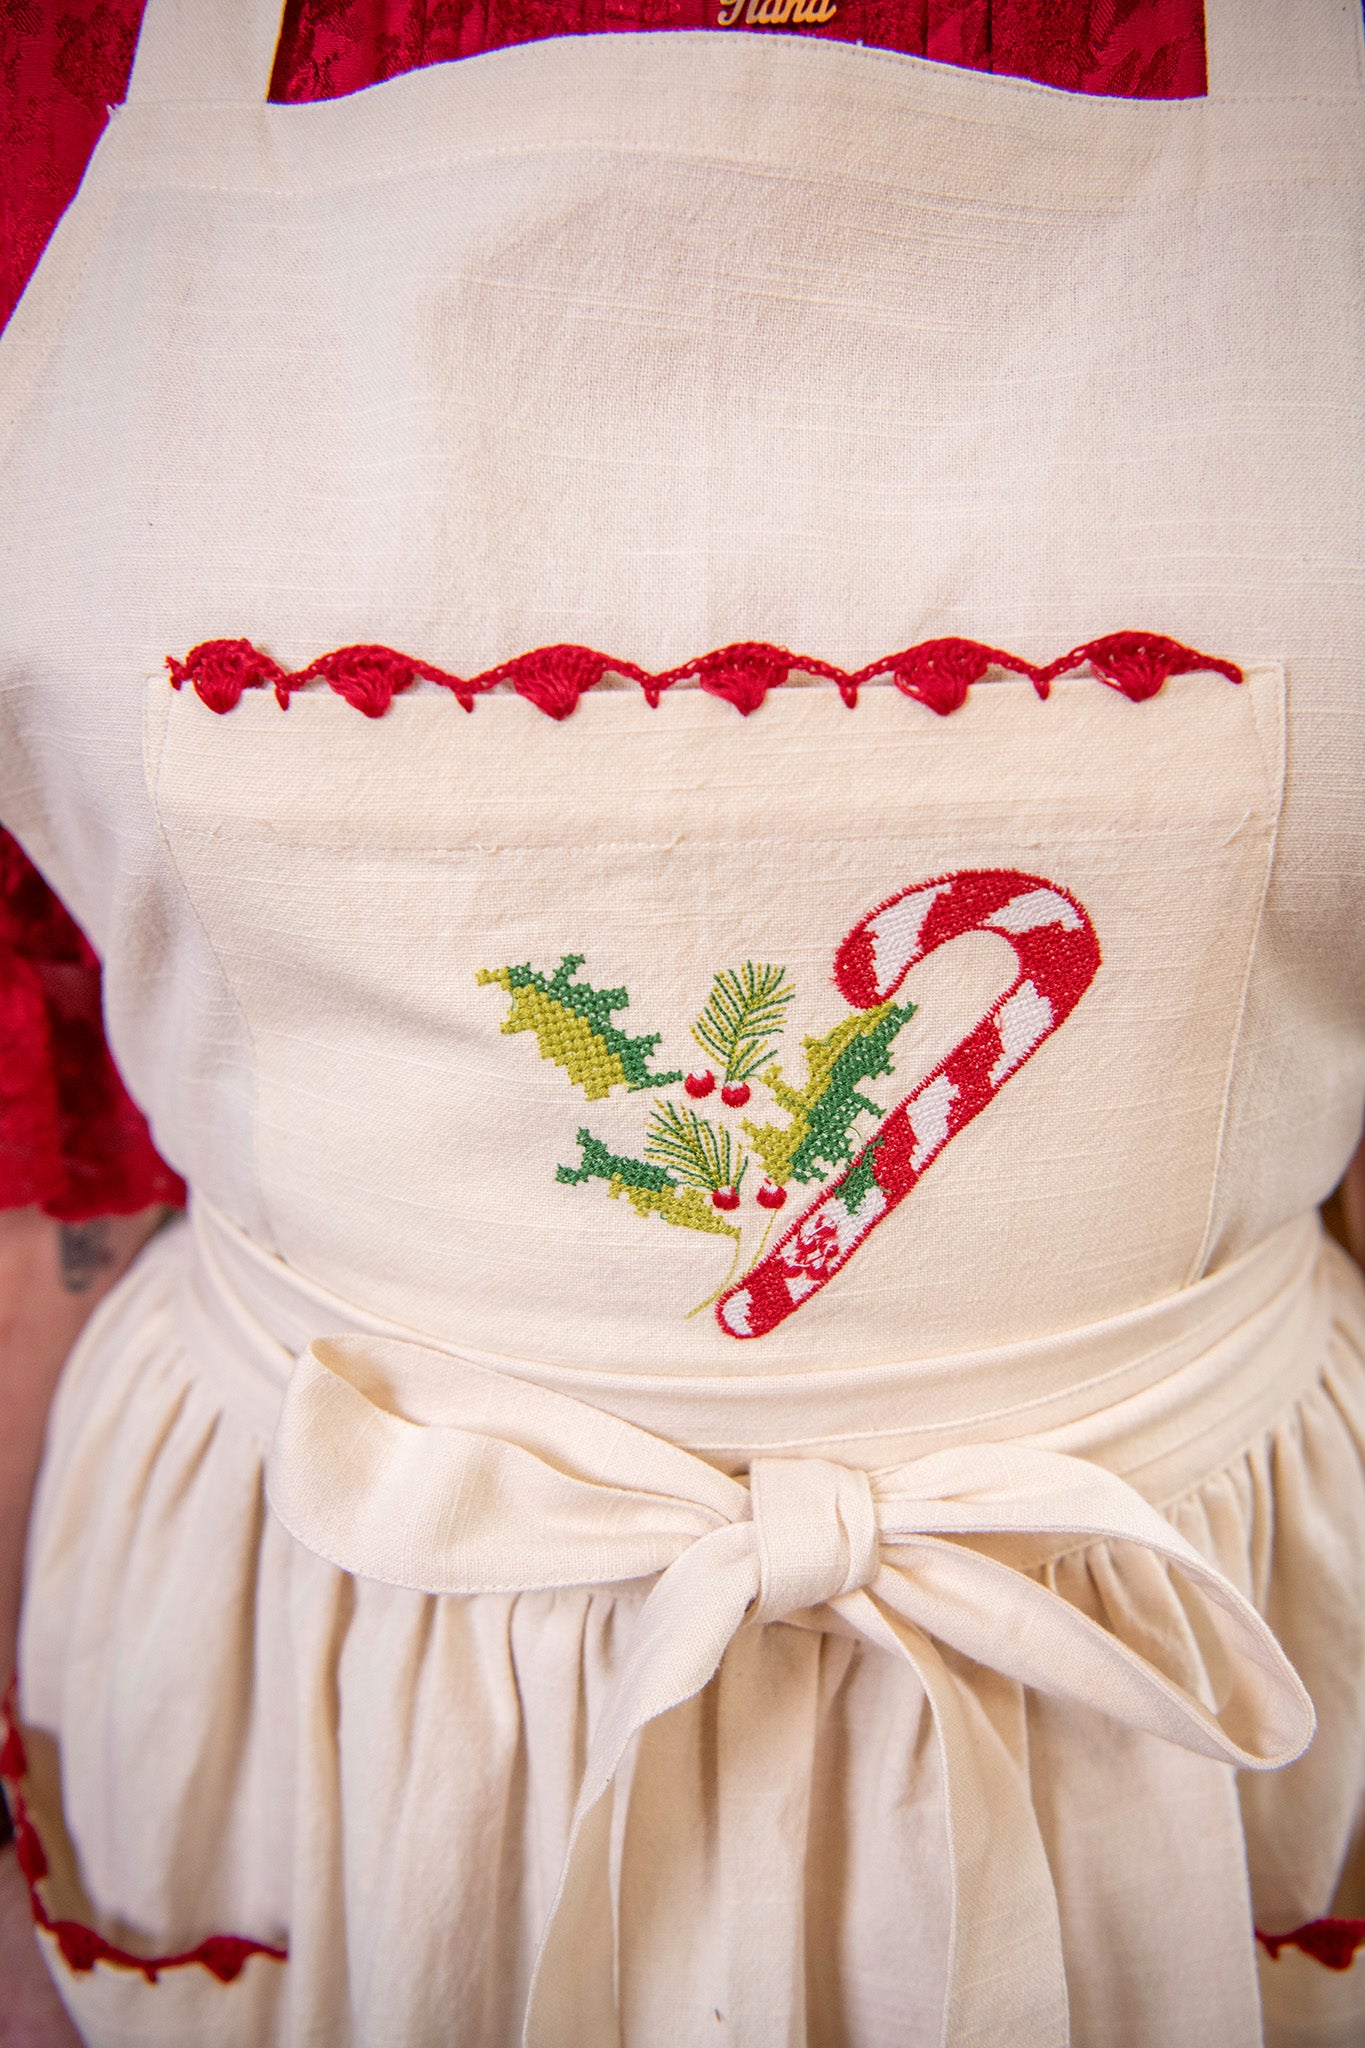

{"left": 125, "top": 0, "right": 288, "bottom": 106}
{"left": 1203, "top": 0, "right": 1365, "bottom": 98}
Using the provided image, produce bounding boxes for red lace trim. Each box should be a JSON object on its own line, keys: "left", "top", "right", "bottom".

{"left": 168, "top": 631, "right": 1242, "bottom": 722}
{"left": 0, "top": 1686, "right": 286, "bottom": 1985}
{"left": 1257, "top": 1921, "right": 1365, "bottom": 1972}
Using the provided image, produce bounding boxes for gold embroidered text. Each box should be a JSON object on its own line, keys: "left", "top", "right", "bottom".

{"left": 717, "top": 0, "right": 838, "bottom": 26}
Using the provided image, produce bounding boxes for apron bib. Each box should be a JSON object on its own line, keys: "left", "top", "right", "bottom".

{"left": 3, "top": 2, "right": 1365, "bottom": 2044}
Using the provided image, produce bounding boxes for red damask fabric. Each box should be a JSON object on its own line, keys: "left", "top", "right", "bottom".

{"left": 269, "top": 0, "right": 1206, "bottom": 98}
{"left": 0, "top": 0, "right": 1206, "bottom": 1218}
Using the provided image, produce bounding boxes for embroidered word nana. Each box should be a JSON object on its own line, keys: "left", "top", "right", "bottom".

{"left": 717, "top": 0, "right": 838, "bottom": 25}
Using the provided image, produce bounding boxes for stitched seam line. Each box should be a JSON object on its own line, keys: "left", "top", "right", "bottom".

{"left": 104, "top": 135, "right": 1365, "bottom": 206}
{"left": 1184, "top": 671, "right": 1287, "bottom": 1284}
{"left": 142, "top": 686, "right": 278, "bottom": 1252}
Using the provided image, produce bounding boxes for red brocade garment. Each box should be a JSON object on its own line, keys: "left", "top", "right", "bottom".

{"left": 0, "top": 0, "right": 1208, "bottom": 1222}
{"left": 0, "top": 833, "right": 184, "bottom": 1219}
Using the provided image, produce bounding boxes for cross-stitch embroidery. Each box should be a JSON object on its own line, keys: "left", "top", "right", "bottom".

{"left": 741, "top": 1001, "right": 915, "bottom": 1188}
{"left": 556, "top": 1130, "right": 742, "bottom": 1241}
{"left": 477, "top": 876, "right": 1100, "bottom": 1336}
{"left": 718, "top": 872, "right": 1102, "bottom": 1337}
{"left": 475, "top": 955, "right": 683, "bottom": 1098}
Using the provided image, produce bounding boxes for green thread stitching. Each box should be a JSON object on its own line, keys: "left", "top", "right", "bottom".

{"left": 617, "top": 1182, "right": 742, "bottom": 1240}
{"left": 742, "top": 1000, "right": 915, "bottom": 1185}
{"left": 556, "top": 1129, "right": 673, "bottom": 1192}
{"left": 485, "top": 952, "right": 913, "bottom": 1280}
{"left": 691, "top": 963, "right": 796, "bottom": 1083}
{"left": 643, "top": 1101, "right": 748, "bottom": 1194}
{"left": 476, "top": 956, "right": 684, "bottom": 1100}
{"left": 557, "top": 1129, "right": 741, "bottom": 1240}
{"left": 833, "top": 1138, "right": 886, "bottom": 1216}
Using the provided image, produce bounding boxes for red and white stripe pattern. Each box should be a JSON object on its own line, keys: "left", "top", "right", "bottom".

{"left": 716, "top": 870, "right": 1101, "bottom": 1339}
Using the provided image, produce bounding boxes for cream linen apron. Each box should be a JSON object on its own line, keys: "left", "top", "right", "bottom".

{"left": 1, "top": 0, "right": 1364, "bottom": 2044}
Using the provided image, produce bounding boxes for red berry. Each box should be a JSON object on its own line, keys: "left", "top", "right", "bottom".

{"left": 756, "top": 1184, "right": 787, "bottom": 1210}
{"left": 685, "top": 1072, "right": 715, "bottom": 1098}
{"left": 711, "top": 1187, "right": 741, "bottom": 1212}
{"left": 720, "top": 1082, "right": 751, "bottom": 1108}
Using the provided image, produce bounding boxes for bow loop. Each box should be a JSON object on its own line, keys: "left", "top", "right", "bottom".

{"left": 748, "top": 1457, "right": 879, "bottom": 1624}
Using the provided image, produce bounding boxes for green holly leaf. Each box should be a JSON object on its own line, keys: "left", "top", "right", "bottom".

{"left": 477, "top": 955, "right": 683, "bottom": 1099}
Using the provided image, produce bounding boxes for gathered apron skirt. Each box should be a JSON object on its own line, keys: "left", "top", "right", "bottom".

{"left": 11, "top": 1203, "right": 1365, "bottom": 2048}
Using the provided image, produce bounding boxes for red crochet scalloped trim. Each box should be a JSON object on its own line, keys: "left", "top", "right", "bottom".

{"left": 0, "top": 1686, "right": 286, "bottom": 1985}
{"left": 167, "top": 632, "right": 1242, "bottom": 722}
{"left": 1257, "top": 1920, "right": 1365, "bottom": 1972}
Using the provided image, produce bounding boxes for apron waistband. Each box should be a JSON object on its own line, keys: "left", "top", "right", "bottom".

{"left": 186, "top": 1199, "right": 1329, "bottom": 1504}
{"left": 180, "top": 1202, "right": 1326, "bottom": 2048}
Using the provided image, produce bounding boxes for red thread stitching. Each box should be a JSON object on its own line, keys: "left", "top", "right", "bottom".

{"left": 717, "top": 869, "right": 1101, "bottom": 1339}
{"left": 167, "top": 632, "right": 1242, "bottom": 721}
{"left": 1256, "top": 1920, "right": 1365, "bottom": 1972}
{"left": 0, "top": 1684, "right": 286, "bottom": 1985}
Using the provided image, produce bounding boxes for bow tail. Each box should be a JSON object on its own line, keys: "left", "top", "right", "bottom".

{"left": 523, "top": 1526, "right": 759, "bottom": 2048}
{"left": 1027, "top": 1689, "right": 1264, "bottom": 2048}
{"left": 617, "top": 1619, "right": 823, "bottom": 2045}
{"left": 840, "top": 1590, "right": 1073, "bottom": 2048}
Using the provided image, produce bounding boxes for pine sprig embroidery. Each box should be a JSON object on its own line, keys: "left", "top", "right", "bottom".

{"left": 476, "top": 955, "right": 683, "bottom": 1099}
{"left": 691, "top": 963, "right": 796, "bottom": 1084}
{"left": 644, "top": 1101, "right": 749, "bottom": 1196}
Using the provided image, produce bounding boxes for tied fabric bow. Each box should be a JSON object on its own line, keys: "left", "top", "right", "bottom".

{"left": 267, "top": 1336, "right": 1314, "bottom": 2048}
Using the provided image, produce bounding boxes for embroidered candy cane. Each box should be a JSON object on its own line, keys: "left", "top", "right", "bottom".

{"left": 715, "top": 869, "right": 1101, "bottom": 1339}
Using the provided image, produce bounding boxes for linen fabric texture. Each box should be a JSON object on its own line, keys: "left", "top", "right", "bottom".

{"left": 1, "top": 0, "right": 1364, "bottom": 2041}
{"left": 0, "top": 0, "right": 1214, "bottom": 1223}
